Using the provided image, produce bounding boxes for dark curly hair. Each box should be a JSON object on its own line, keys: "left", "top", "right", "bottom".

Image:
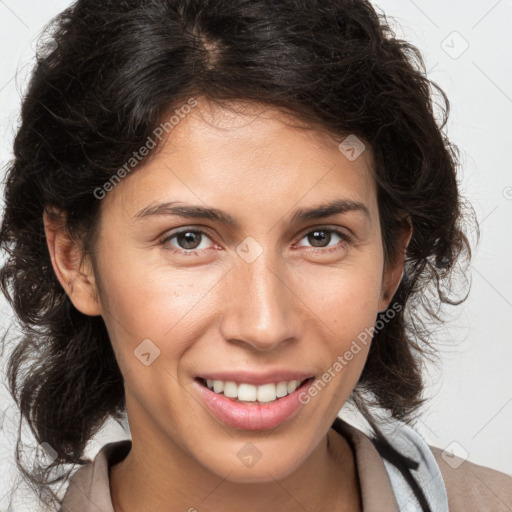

{"left": 0, "top": 0, "right": 475, "bottom": 508}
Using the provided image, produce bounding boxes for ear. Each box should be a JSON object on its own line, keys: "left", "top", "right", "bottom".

{"left": 43, "top": 206, "right": 102, "bottom": 316}
{"left": 378, "top": 218, "right": 413, "bottom": 312}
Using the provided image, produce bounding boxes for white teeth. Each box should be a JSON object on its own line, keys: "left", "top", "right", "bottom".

{"left": 256, "top": 383, "right": 276, "bottom": 403}
{"left": 213, "top": 380, "right": 224, "bottom": 393}
{"left": 276, "top": 381, "right": 289, "bottom": 398}
{"left": 287, "top": 381, "right": 299, "bottom": 393}
{"left": 223, "top": 381, "right": 239, "bottom": 398}
{"left": 205, "top": 379, "right": 306, "bottom": 403}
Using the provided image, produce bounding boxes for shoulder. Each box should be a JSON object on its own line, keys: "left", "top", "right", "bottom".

{"left": 430, "top": 445, "right": 512, "bottom": 511}
{"left": 58, "top": 439, "right": 132, "bottom": 511}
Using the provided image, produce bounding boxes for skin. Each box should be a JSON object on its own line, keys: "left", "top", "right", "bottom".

{"left": 44, "top": 97, "right": 411, "bottom": 512}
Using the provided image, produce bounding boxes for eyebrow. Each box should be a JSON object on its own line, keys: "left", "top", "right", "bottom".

{"left": 133, "top": 198, "right": 370, "bottom": 226}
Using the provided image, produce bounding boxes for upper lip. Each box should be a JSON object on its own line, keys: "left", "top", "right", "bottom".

{"left": 196, "top": 370, "right": 315, "bottom": 386}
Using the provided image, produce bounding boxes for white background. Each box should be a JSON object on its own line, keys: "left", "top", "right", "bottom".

{"left": 1, "top": 0, "right": 511, "bottom": 510}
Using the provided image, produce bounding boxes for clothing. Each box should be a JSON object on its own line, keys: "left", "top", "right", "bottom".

{"left": 58, "top": 416, "right": 512, "bottom": 511}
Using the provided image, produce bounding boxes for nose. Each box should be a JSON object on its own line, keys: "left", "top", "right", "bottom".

{"left": 219, "top": 251, "right": 302, "bottom": 352}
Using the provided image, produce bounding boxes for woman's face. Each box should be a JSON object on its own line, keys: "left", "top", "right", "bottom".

{"left": 79, "top": 98, "right": 404, "bottom": 482}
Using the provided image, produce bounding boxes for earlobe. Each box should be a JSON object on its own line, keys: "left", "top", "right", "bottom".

{"left": 43, "top": 207, "right": 102, "bottom": 316}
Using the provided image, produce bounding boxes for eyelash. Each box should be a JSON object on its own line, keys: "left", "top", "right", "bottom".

{"left": 159, "top": 226, "right": 352, "bottom": 256}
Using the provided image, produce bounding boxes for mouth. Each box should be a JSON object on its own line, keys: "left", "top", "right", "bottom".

{"left": 193, "top": 376, "right": 316, "bottom": 430}
{"left": 195, "top": 376, "right": 315, "bottom": 404}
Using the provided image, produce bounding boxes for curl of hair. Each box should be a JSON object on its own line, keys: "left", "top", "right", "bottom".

{"left": 0, "top": 0, "right": 476, "bottom": 508}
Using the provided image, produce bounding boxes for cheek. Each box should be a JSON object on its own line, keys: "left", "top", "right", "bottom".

{"left": 298, "top": 260, "right": 383, "bottom": 381}
{"left": 293, "top": 266, "right": 381, "bottom": 411}
{"left": 97, "top": 251, "right": 225, "bottom": 362}
{"left": 298, "top": 258, "right": 383, "bottom": 329}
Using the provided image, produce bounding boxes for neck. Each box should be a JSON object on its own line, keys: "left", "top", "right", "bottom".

{"left": 110, "top": 414, "right": 361, "bottom": 512}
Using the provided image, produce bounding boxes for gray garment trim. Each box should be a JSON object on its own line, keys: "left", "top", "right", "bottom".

{"left": 376, "top": 419, "right": 449, "bottom": 512}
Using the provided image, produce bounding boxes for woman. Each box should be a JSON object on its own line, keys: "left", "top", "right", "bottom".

{"left": 1, "top": 0, "right": 510, "bottom": 511}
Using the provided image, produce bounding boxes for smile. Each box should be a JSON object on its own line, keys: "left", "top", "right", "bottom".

{"left": 194, "top": 377, "right": 315, "bottom": 430}
{"left": 198, "top": 377, "right": 311, "bottom": 403}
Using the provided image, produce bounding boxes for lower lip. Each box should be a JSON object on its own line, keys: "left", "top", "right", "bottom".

{"left": 193, "top": 378, "right": 315, "bottom": 431}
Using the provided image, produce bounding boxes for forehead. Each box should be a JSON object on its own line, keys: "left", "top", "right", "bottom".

{"left": 102, "top": 98, "right": 378, "bottom": 226}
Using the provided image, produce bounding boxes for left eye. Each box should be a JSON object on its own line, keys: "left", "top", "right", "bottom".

{"left": 296, "top": 229, "right": 348, "bottom": 250}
